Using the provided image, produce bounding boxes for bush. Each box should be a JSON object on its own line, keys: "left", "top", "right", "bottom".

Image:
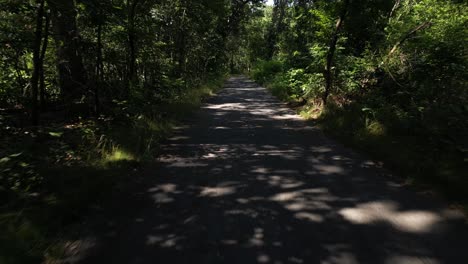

{"left": 251, "top": 60, "right": 284, "bottom": 84}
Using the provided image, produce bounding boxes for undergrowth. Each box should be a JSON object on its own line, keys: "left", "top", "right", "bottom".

{"left": 318, "top": 101, "right": 468, "bottom": 202}
{"left": 0, "top": 75, "right": 226, "bottom": 264}
{"left": 251, "top": 63, "right": 468, "bottom": 207}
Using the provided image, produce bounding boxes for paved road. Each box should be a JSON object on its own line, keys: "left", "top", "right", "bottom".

{"left": 82, "top": 76, "right": 468, "bottom": 264}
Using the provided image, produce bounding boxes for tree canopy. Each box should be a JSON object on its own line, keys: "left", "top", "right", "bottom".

{"left": 0, "top": 0, "right": 467, "bottom": 262}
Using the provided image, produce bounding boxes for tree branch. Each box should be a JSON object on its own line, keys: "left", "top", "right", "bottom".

{"left": 388, "top": 21, "right": 432, "bottom": 57}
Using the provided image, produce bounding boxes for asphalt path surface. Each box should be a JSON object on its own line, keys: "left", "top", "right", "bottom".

{"left": 81, "top": 76, "right": 468, "bottom": 264}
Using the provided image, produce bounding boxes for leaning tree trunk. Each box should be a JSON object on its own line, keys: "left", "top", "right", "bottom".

{"left": 323, "top": 0, "right": 350, "bottom": 106}
{"left": 48, "top": 0, "right": 87, "bottom": 106}
{"left": 31, "top": 0, "right": 45, "bottom": 126}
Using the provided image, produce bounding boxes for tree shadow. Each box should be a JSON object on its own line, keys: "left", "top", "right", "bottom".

{"left": 79, "top": 76, "right": 468, "bottom": 264}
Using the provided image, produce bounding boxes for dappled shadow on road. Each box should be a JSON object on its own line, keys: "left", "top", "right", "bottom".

{"left": 81, "top": 76, "right": 468, "bottom": 264}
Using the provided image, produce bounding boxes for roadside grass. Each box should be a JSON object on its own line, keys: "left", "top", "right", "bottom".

{"left": 0, "top": 75, "right": 226, "bottom": 264}
{"left": 317, "top": 102, "right": 468, "bottom": 202}
{"left": 258, "top": 76, "right": 468, "bottom": 209}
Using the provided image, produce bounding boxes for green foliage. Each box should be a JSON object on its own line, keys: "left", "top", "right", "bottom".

{"left": 265, "top": 69, "right": 323, "bottom": 101}
{"left": 1, "top": 0, "right": 468, "bottom": 261}
{"left": 319, "top": 100, "right": 468, "bottom": 198}
{"left": 251, "top": 60, "right": 324, "bottom": 101}
{"left": 247, "top": 0, "right": 468, "bottom": 202}
{"left": 2, "top": 0, "right": 238, "bottom": 260}
{"left": 284, "top": 68, "right": 324, "bottom": 99}
{"left": 0, "top": 74, "right": 225, "bottom": 263}
{"left": 252, "top": 60, "right": 284, "bottom": 84}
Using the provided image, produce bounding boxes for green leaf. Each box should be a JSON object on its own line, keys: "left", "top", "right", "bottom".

{"left": 9, "top": 152, "right": 23, "bottom": 158}
{"left": 0, "top": 157, "right": 11, "bottom": 164}
{"left": 19, "top": 162, "right": 29, "bottom": 168}
{"left": 49, "top": 132, "right": 63, "bottom": 138}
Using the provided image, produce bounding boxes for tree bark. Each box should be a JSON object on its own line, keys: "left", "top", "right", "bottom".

{"left": 95, "top": 20, "right": 103, "bottom": 115}
{"left": 175, "top": 4, "right": 187, "bottom": 78}
{"left": 39, "top": 13, "right": 50, "bottom": 111}
{"left": 31, "top": 0, "right": 45, "bottom": 126}
{"left": 127, "top": 0, "right": 140, "bottom": 88}
{"left": 48, "top": 0, "right": 87, "bottom": 105}
{"left": 322, "top": 0, "right": 350, "bottom": 106}
{"left": 389, "top": 0, "right": 401, "bottom": 19}
{"left": 14, "top": 51, "right": 26, "bottom": 95}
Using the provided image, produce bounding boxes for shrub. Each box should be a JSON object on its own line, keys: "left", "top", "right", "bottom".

{"left": 252, "top": 60, "right": 284, "bottom": 84}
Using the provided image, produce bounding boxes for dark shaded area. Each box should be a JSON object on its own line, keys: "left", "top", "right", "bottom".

{"left": 80, "top": 77, "right": 468, "bottom": 264}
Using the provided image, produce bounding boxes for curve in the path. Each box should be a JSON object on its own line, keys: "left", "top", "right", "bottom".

{"left": 82, "top": 76, "right": 468, "bottom": 264}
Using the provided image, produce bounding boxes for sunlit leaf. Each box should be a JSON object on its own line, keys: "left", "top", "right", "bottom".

{"left": 0, "top": 157, "right": 11, "bottom": 164}
{"left": 49, "top": 132, "right": 63, "bottom": 138}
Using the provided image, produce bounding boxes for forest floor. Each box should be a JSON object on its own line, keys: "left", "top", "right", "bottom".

{"left": 71, "top": 76, "right": 468, "bottom": 264}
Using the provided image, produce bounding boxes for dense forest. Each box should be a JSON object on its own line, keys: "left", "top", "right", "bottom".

{"left": 246, "top": 0, "right": 467, "bottom": 198}
{"left": 0, "top": 0, "right": 467, "bottom": 263}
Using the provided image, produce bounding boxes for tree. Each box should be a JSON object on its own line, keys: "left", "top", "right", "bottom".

{"left": 47, "top": 0, "right": 87, "bottom": 106}
{"left": 31, "top": 0, "right": 45, "bottom": 125}
{"left": 127, "top": 0, "right": 140, "bottom": 88}
{"left": 322, "top": 0, "right": 349, "bottom": 105}
{"left": 266, "top": 0, "right": 288, "bottom": 59}
{"left": 39, "top": 11, "right": 50, "bottom": 111}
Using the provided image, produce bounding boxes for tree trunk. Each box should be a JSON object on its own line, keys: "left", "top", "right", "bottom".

{"left": 323, "top": 0, "right": 350, "bottom": 106}
{"left": 48, "top": 0, "right": 87, "bottom": 105}
{"left": 127, "top": 0, "right": 140, "bottom": 88}
{"left": 31, "top": 0, "right": 45, "bottom": 126}
{"left": 266, "top": 0, "right": 287, "bottom": 60}
{"left": 22, "top": 57, "right": 30, "bottom": 97}
{"left": 177, "top": 32, "right": 186, "bottom": 78}
{"left": 95, "top": 21, "right": 103, "bottom": 115}
{"left": 389, "top": 0, "right": 401, "bottom": 19}
{"left": 14, "top": 51, "right": 26, "bottom": 96}
{"left": 39, "top": 13, "right": 50, "bottom": 111}
{"left": 176, "top": 4, "right": 187, "bottom": 78}
{"left": 294, "top": 0, "right": 309, "bottom": 56}
{"left": 387, "top": 21, "right": 432, "bottom": 57}
{"left": 230, "top": 53, "right": 235, "bottom": 73}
